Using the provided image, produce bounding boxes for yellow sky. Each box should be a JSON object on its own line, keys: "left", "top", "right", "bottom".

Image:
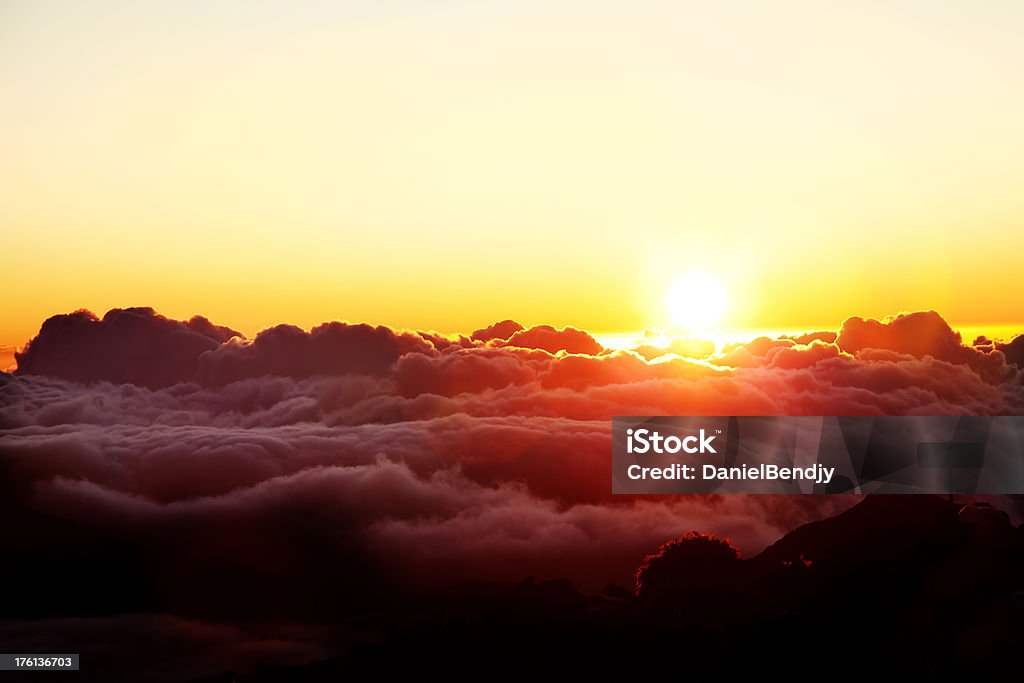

{"left": 3, "top": 1, "right": 1023, "bottom": 349}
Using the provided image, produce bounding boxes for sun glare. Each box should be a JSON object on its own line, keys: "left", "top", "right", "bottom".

{"left": 666, "top": 272, "right": 729, "bottom": 331}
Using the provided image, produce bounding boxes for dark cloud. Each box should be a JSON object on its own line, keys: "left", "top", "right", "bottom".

{"left": 14, "top": 308, "right": 241, "bottom": 389}
{"left": 996, "top": 334, "right": 1024, "bottom": 369}
{"left": 836, "top": 310, "right": 1011, "bottom": 380}
{"left": 416, "top": 330, "right": 475, "bottom": 351}
{"left": 198, "top": 321, "right": 434, "bottom": 385}
{"left": 394, "top": 347, "right": 539, "bottom": 398}
{"left": 3, "top": 307, "right": 1023, "bottom": 608}
{"left": 471, "top": 319, "right": 524, "bottom": 342}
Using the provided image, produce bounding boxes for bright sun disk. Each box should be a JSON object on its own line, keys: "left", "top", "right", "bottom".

{"left": 666, "top": 272, "right": 729, "bottom": 331}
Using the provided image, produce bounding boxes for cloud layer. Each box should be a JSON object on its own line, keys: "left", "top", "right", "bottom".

{"left": 2, "top": 308, "right": 1023, "bottom": 612}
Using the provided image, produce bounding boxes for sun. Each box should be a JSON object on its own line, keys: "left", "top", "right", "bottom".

{"left": 666, "top": 272, "right": 729, "bottom": 331}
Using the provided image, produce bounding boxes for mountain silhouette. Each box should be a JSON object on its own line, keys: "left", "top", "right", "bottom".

{"left": 191, "top": 495, "right": 1024, "bottom": 681}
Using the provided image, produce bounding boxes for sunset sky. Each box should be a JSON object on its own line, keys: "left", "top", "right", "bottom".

{"left": 5, "top": 6, "right": 1024, "bottom": 677}
{"left": 3, "top": 0, "right": 1024, "bottom": 351}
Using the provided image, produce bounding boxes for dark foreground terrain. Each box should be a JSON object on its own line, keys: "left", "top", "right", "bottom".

{"left": 7, "top": 495, "right": 1021, "bottom": 681}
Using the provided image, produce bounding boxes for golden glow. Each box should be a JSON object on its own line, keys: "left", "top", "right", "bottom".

{"left": 3, "top": 2, "right": 1024, "bottom": 350}
{"left": 666, "top": 273, "right": 729, "bottom": 332}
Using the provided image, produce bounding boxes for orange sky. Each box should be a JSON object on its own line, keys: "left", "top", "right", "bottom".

{"left": 3, "top": 1, "right": 1024, "bottom": 351}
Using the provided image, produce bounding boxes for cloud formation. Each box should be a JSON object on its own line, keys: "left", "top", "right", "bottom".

{"left": 14, "top": 308, "right": 241, "bottom": 389}
{"left": 2, "top": 308, "right": 1023, "bottom": 614}
{"left": 199, "top": 321, "right": 434, "bottom": 385}
{"left": 501, "top": 324, "right": 604, "bottom": 355}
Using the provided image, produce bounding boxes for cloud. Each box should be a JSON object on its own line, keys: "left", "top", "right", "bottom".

{"left": 13, "top": 308, "right": 241, "bottom": 389}
{"left": 199, "top": 321, "right": 436, "bottom": 385}
{"left": 632, "top": 337, "right": 716, "bottom": 361}
{"left": 501, "top": 324, "right": 605, "bottom": 355}
{"left": 835, "top": 310, "right": 1012, "bottom": 381}
{"left": 2, "top": 307, "right": 1023, "bottom": 610}
{"left": 394, "top": 347, "right": 540, "bottom": 398}
{"left": 782, "top": 330, "right": 838, "bottom": 345}
{"left": 996, "top": 334, "right": 1024, "bottom": 369}
{"left": 471, "top": 319, "right": 524, "bottom": 342}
